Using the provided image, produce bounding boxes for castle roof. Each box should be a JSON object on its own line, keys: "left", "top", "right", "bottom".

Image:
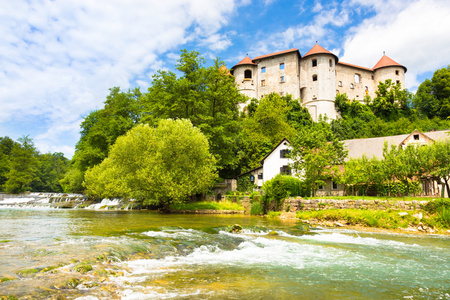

{"left": 373, "top": 55, "right": 407, "bottom": 72}
{"left": 234, "top": 56, "right": 257, "bottom": 67}
{"left": 303, "top": 44, "right": 338, "bottom": 62}
{"left": 337, "top": 61, "right": 373, "bottom": 72}
{"left": 253, "top": 48, "right": 300, "bottom": 60}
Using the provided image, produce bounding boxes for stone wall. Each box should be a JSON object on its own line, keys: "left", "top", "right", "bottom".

{"left": 283, "top": 197, "right": 429, "bottom": 212}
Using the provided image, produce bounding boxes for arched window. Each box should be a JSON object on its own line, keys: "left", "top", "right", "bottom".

{"left": 312, "top": 74, "right": 318, "bottom": 81}
{"left": 244, "top": 69, "right": 252, "bottom": 79}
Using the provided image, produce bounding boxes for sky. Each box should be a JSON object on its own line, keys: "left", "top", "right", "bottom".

{"left": 1, "top": 0, "right": 450, "bottom": 159}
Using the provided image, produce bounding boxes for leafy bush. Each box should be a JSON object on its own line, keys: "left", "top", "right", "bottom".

{"left": 261, "top": 174, "right": 308, "bottom": 212}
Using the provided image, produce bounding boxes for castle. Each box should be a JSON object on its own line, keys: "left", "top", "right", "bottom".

{"left": 230, "top": 44, "right": 407, "bottom": 121}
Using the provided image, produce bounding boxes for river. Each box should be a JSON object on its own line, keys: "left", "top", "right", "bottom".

{"left": 0, "top": 208, "right": 449, "bottom": 299}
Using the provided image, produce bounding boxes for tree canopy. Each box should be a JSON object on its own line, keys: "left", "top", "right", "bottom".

{"left": 84, "top": 119, "right": 217, "bottom": 208}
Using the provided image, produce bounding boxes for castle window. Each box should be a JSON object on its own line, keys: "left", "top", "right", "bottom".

{"left": 396, "top": 80, "right": 400, "bottom": 85}
{"left": 244, "top": 69, "right": 252, "bottom": 79}
{"left": 350, "top": 83, "right": 354, "bottom": 89}
{"left": 280, "top": 76, "right": 285, "bottom": 83}
{"left": 338, "top": 81, "right": 342, "bottom": 87}
{"left": 355, "top": 74, "right": 360, "bottom": 83}
{"left": 329, "top": 59, "right": 333, "bottom": 67}
{"left": 395, "top": 70, "right": 399, "bottom": 75}
{"left": 280, "top": 63, "right": 285, "bottom": 70}
{"left": 261, "top": 67, "right": 266, "bottom": 73}
{"left": 312, "top": 74, "right": 318, "bottom": 81}
{"left": 261, "top": 80, "right": 266, "bottom": 87}
{"left": 312, "top": 59, "right": 317, "bottom": 67}
{"left": 371, "top": 75, "right": 374, "bottom": 80}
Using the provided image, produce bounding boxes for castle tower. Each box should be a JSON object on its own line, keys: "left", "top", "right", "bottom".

{"left": 230, "top": 56, "right": 257, "bottom": 103}
{"left": 373, "top": 54, "right": 407, "bottom": 88}
{"left": 300, "top": 44, "right": 339, "bottom": 121}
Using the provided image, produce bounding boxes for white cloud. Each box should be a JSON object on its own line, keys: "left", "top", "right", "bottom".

{"left": 199, "top": 33, "right": 233, "bottom": 51}
{"left": 0, "top": 0, "right": 241, "bottom": 158}
{"left": 341, "top": 0, "right": 450, "bottom": 89}
{"left": 249, "top": 3, "right": 350, "bottom": 54}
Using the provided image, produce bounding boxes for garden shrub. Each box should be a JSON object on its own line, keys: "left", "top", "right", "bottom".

{"left": 261, "top": 174, "right": 308, "bottom": 212}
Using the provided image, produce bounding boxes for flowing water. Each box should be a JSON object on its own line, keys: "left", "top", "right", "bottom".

{"left": 0, "top": 208, "right": 449, "bottom": 299}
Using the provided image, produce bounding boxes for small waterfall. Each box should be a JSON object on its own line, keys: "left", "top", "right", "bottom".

{"left": 0, "top": 193, "right": 87, "bottom": 209}
{"left": 85, "top": 198, "right": 122, "bottom": 210}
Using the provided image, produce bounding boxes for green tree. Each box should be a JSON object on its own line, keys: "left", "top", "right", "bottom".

{"left": 71, "top": 87, "right": 142, "bottom": 172}
{"left": 0, "top": 137, "right": 17, "bottom": 190}
{"left": 84, "top": 119, "right": 217, "bottom": 208}
{"left": 4, "top": 136, "right": 39, "bottom": 194}
{"left": 370, "top": 79, "right": 412, "bottom": 120}
{"left": 31, "top": 152, "right": 69, "bottom": 192}
{"left": 428, "top": 140, "right": 450, "bottom": 197}
{"left": 413, "top": 65, "right": 450, "bottom": 119}
{"left": 142, "top": 50, "right": 245, "bottom": 177}
{"left": 238, "top": 93, "right": 296, "bottom": 172}
{"left": 291, "top": 123, "right": 347, "bottom": 196}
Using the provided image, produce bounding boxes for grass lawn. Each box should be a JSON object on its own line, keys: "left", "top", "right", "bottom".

{"left": 306, "top": 195, "right": 437, "bottom": 202}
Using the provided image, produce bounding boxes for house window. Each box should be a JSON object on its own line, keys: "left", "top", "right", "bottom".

{"left": 312, "top": 74, "right": 318, "bottom": 81}
{"left": 312, "top": 59, "right": 317, "bottom": 67}
{"left": 261, "top": 67, "right": 266, "bottom": 73}
{"left": 280, "top": 149, "right": 290, "bottom": 158}
{"left": 332, "top": 181, "right": 338, "bottom": 190}
{"left": 280, "top": 165, "right": 291, "bottom": 175}
{"left": 350, "top": 83, "right": 354, "bottom": 89}
{"left": 258, "top": 173, "right": 263, "bottom": 180}
{"left": 338, "top": 81, "right": 342, "bottom": 87}
{"left": 280, "top": 63, "right": 285, "bottom": 70}
{"left": 244, "top": 69, "right": 252, "bottom": 79}
{"left": 395, "top": 70, "right": 399, "bottom": 75}
{"left": 396, "top": 80, "right": 400, "bottom": 85}
{"left": 261, "top": 80, "right": 266, "bottom": 87}
{"left": 355, "top": 74, "right": 360, "bottom": 83}
{"left": 280, "top": 91, "right": 284, "bottom": 96}
{"left": 414, "top": 134, "right": 420, "bottom": 141}
{"left": 318, "top": 184, "right": 324, "bottom": 190}
{"left": 280, "top": 76, "right": 285, "bottom": 83}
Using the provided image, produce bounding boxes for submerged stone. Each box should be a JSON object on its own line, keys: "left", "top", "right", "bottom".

{"left": 228, "top": 224, "right": 242, "bottom": 233}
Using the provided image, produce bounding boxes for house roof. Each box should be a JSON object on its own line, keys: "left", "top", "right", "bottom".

{"left": 373, "top": 55, "right": 407, "bottom": 72}
{"left": 343, "top": 130, "right": 449, "bottom": 160}
{"left": 260, "top": 138, "right": 291, "bottom": 164}
{"left": 253, "top": 48, "right": 300, "bottom": 61}
{"left": 302, "top": 44, "right": 338, "bottom": 63}
{"left": 234, "top": 165, "right": 263, "bottom": 179}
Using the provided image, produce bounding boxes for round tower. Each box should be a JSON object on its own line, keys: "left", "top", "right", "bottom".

{"left": 231, "top": 56, "right": 257, "bottom": 105}
{"left": 373, "top": 54, "right": 407, "bottom": 88}
{"left": 300, "top": 44, "right": 339, "bottom": 122}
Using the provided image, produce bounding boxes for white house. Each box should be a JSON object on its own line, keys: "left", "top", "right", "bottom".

{"left": 236, "top": 138, "right": 294, "bottom": 187}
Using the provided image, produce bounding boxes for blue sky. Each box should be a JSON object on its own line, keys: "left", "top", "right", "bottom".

{"left": 1, "top": 0, "right": 449, "bottom": 158}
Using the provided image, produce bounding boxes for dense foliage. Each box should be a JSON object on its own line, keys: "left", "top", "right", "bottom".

{"left": 0, "top": 136, "right": 69, "bottom": 193}
{"left": 83, "top": 119, "right": 217, "bottom": 209}
{"left": 260, "top": 174, "right": 309, "bottom": 212}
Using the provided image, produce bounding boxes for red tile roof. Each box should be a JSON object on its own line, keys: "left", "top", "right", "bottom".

{"left": 303, "top": 44, "right": 338, "bottom": 62}
{"left": 373, "top": 55, "right": 407, "bottom": 72}
{"left": 234, "top": 56, "right": 257, "bottom": 67}
{"left": 253, "top": 48, "right": 299, "bottom": 60}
